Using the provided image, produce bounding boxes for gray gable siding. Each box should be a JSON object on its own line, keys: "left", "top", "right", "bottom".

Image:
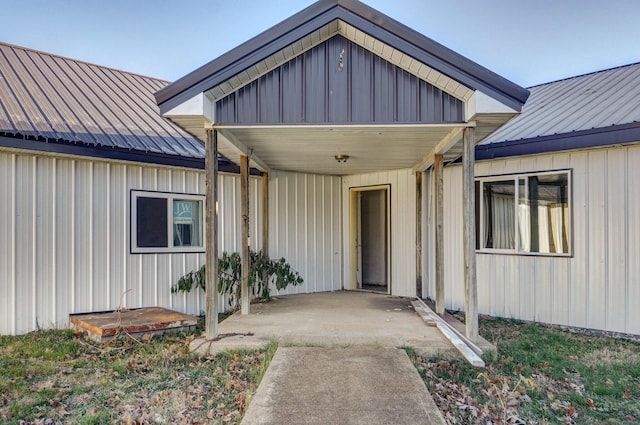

{"left": 215, "top": 36, "right": 464, "bottom": 125}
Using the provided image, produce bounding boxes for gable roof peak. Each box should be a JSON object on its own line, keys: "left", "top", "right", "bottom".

{"left": 156, "top": 0, "right": 528, "bottom": 114}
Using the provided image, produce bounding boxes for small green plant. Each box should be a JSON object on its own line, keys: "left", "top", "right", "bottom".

{"left": 171, "top": 250, "right": 303, "bottom": 309}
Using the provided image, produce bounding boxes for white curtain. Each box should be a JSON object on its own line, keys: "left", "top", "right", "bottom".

{"left": 549, "top": 204, "right": 567, "bottom": 253}
{"left": 518, "top": 204, "right": 530, "bottom": 252}
{"left": 537, "top": 205, "right": 551, "bottom": 253}
{"left": 488, "top": 194, "right": 515, "bottom": 249}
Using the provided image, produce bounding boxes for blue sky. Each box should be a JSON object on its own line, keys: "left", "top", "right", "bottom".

{"left": 2, "top": 0, "right": 639, "bottom": 88}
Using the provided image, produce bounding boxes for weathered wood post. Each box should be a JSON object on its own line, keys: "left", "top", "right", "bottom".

{"left": 240, "top": 155, "right": 250, "bottom": 315}
{"left": 462, "top": 127, "right": 478, "bottom": 342}
{"left": 262, "top": 173, "right": 269, "bottom": 256}
{"left": 434, "top": 153, "right": 445, "bottom": 315}
{"left": 205, "top": 129, "right": 219, "bottom": 339}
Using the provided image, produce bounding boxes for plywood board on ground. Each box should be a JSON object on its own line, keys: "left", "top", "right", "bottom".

{"left": 70, "top": 307, "right": 198, "bottom": 342}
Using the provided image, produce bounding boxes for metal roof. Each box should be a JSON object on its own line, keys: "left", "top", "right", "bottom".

{"left": 155, "top": 0, "right": 529, "bottom": 114}
{"left": 0, "top": 42, "right": 205, "bottom": 163}
{"left": 481, "top": 62, "right": 640, "bottom": 146}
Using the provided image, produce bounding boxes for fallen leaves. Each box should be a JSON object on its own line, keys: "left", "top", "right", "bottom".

{"left": 2, "top": 330, "right": 275, "bottom": 425}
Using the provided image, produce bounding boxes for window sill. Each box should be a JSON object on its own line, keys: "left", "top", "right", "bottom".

{"left": 476, "top": 249, "right": 572, "bottom": 258}
{"left": 131, "top": 247, "right": 205, "bottom": 255}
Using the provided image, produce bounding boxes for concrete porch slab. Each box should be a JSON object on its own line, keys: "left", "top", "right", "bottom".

{"left": 190, "top": 291, "right": 460, "bottom": 356}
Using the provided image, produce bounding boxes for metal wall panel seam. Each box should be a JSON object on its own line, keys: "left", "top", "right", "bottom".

{"left": 11, "top": 154, "right": 17, "bottom": 334}
{"left": 31, "top": 156, "right": 36, "bottom": 330}
{"left": 122, "top": 164, "right": 128, "bottom": 310}
{"left": 90, "top": 161, "right": 95, "bottom": 312}
{"left": 106, "top": 163, "right": 111, "bottom": 309}
{"left": 604, "top": 151, "right": 609, "bottom": 331}
{"left": 625, "top": 149, "right": 630, "bottom": 332}
{"left": 70, "top": 160, "right": 75, "bottom": 315}
{"left": 52, "top": 158, "right": 57, "bottom": 325}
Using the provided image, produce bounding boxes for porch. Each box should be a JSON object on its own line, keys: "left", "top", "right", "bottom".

{"left": 155, "top": 0, "right": 530, "bottom": 343}
{"left": 190, "top": 291, "right": 493, "bottom": 358}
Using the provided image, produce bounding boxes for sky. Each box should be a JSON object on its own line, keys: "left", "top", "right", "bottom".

{"left": 2, "top": 0, "right": 639, "bottom": 88}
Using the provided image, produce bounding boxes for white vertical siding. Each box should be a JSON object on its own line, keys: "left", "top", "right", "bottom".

{"left": 627, "top": 147, "right": 640, "bottom": 332}
{"left": 0, "top": 154, "right": 16, "bottom": 333}
{"left": 268, "top": 170, "right": 343, "bottom": 295}
{"left": 439, "top": 144, "right": 640, "bottom": 335}
{"left": 443, "top": 166, "right": 464, "bottom": 310}
{"left": 0, "top": 149, "right": 264, "bottom": 335}
{"left": 342, "top": 168, "right": 417, "bottom": 297}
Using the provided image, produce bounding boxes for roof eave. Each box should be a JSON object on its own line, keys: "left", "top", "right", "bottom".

{"left": 476, "top": 122, "right": 640, "bottom": 160}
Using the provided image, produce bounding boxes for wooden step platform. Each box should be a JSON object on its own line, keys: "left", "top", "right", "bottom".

{"left": 70, "top": 307, "right": 198, "bottom": 342}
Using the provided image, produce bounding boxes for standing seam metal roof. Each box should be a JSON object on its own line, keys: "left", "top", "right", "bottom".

{"left": 480, "top": 62, "right": 640, "bottom": 146}
{"left": 0, "top": 42, "right": 205, "bottom": 160}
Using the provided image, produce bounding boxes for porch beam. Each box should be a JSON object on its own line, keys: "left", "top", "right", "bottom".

{"left": 240, "top": 155, "right": 250, "bottom": 315}
{"left": 462, "top": 127, "right": 478, "bottom": 342}
{"left": 217, "top": 128, "right": 271, "bottom": 172}
{"left": 434, "top": 153, "right": 445, "bottom": 315}
{"left": 214, "top": 123, "right": 467, "bottom": 131}
{"left": 205, "top": 129, "right": 219, "bottom": 339}
{"left": 413, "top": 126, "right": 465, "bottom": 172}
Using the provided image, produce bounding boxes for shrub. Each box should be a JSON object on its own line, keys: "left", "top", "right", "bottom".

{"left": 171, "top": 250, "right": 303, "bottom": 309}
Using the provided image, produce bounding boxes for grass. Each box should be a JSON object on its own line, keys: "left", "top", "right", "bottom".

{"left": 4, "top": 314, "right": 639, "bottom": 424}
{"left": 0, "top": 322, "right": 277, "bottom": 424}
{"left": 406, "top": 317, "right": 640, "bottom": 424}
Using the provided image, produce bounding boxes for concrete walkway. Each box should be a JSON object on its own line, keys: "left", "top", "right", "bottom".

{"left": 189, "top": 291, "right": 473, "bottom": 425}
{"left": 241, "top": 346, "right": 446, "bottom": 425}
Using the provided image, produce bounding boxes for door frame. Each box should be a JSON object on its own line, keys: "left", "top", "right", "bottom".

{"left": 348, "top": 184, "right": 391, "bottom": 293}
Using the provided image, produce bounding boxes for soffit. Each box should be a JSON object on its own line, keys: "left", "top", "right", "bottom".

{"left": 215, "top": 124, "right": 468, "bottom": 175}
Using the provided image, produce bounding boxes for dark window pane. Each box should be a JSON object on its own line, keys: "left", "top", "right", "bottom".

{"left": 531, "top": 173, "right": 569, "bottom": 254}
{"left": 137, "top": 197, "right": 168, "bottom": 248}
{"left": 482, "top": 180, "right": 515, "bottom": 249}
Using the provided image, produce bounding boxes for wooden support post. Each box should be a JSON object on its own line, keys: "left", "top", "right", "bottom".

{"left": 204, "top": 129, "right": 219, "bottom": 340}
{"left": 415, "top": 172, "right": 423, "bottom": 298}
{"left": 434, "top": 154, "right": 445, "bottom": 315}
{"left": 240, "top": 155, "right": 250, "bottom": 315}
{"left": 262, "top": 173, "right": 269, "bottom": 257}
{"left": 462, "top": 127, "right": 478, "bottom": 342}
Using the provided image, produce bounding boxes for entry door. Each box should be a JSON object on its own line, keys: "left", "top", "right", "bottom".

{"left": 353, "top": 187, "right": 390, "bottom": 292}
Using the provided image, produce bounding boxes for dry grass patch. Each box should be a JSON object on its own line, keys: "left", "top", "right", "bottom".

{"left": 406, "top": 317, "right": 640, "bottom": 424}
{"left": 0, "top": 327, "right": 276, "bottom": 424}
{"left": 581, "top": 346, "right": 640, "bottom": 367}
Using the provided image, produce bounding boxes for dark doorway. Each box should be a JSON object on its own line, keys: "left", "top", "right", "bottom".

{"left": 358, "top": 188, "right": 389, "bottom": 292}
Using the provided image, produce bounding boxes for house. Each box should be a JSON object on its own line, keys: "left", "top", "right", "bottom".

{"left": 4, "top": 0, "right": 638, "bottom": 339}
{"left": 434, "top": 63, "right": 640, "bottom": 337}
{"left": 0, "top": 42, "right": 263, "bottom": 335}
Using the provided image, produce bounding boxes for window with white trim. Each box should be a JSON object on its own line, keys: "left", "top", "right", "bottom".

{"left": 476, "top": 170, "right": 571, "bottom": 255}
{"left": 131, "top": 190, "right": 204, "bottom": 253}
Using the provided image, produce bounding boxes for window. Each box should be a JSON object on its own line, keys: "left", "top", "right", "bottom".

{"left": 476, "top": 171, "right": 570, "bottom": 255}
{"left": 131, "top": 190, "right": 204, "bottom": 253}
